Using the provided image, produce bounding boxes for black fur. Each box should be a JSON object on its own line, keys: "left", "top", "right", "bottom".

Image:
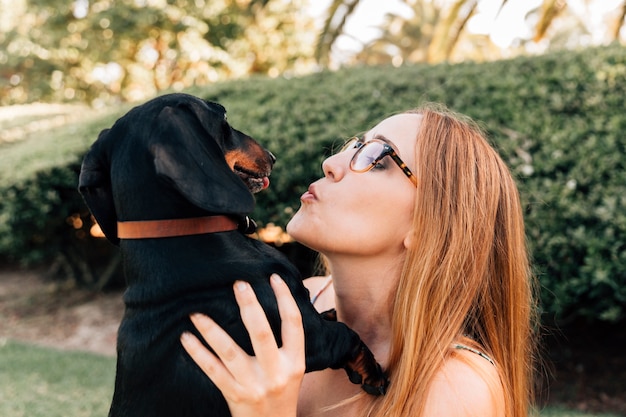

{"left": 78, "top": 93, "right": 387, "bottom": 417}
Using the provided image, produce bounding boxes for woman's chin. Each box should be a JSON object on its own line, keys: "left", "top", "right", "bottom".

{"left": 286, "top": 211, "right": 315, "bottom": 248}
{"left": 285, "top": 212, "right": 302, "bottom": 239}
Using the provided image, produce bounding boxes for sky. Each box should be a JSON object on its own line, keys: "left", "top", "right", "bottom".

{"left": 305, "top": 0, "right": 625, "bottom": 62}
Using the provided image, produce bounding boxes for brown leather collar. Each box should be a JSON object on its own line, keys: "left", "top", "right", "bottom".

{"left": 117, "top": 215, "right": 239, "bottom": 239}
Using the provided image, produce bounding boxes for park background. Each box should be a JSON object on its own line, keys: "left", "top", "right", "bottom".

{"left": 1, "top": 0, "right": 625, "bottom": 415}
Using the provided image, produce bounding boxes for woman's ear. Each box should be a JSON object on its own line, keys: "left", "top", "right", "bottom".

{"left": 403, "top": 230, "right": 415, "bottom": 250}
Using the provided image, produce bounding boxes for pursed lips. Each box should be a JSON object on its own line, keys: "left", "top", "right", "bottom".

{"left": 300, "top": 184, "right": 318, "bottom": 202}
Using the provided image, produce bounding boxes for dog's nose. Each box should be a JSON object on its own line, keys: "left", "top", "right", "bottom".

{"left": 267, "top": 150, "right": 276, "bottom": 165}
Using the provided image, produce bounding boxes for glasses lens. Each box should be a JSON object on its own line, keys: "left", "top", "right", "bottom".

{"left": 340, "top": 137, "right": 359, "bottom": 152}
{"left": 352, "top": 141, "right": 386, "bottom": 171}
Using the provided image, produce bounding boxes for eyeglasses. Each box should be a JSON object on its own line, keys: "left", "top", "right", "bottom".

{"left": 341, "top": 136, "right": 418, "bottom": 187}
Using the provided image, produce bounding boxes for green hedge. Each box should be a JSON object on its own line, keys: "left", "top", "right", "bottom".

{"left": 1, "top": 45, "right": 625, "bottom": 323}
{"left": 0, "top": 108, "right": 129, "bottom": 288}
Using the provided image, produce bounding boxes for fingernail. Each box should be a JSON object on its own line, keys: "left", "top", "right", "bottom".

{"left": 234, "top": 280, "right": 248, "bottom": 292}
{"left": 190, "top": 312, "right": 206, "bottom": 323}
{"left": 180, "top": 331, "right": 192, "bottom": 342}
{"left": 270, "top": 273, "right": 282, "bottom": 283}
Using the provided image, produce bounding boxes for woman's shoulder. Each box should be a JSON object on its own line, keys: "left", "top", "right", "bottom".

{"left": 423, "top": 346, "right": 505, "bottom": 416}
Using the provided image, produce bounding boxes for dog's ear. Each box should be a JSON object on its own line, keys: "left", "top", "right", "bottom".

{"left": 78, "top": 128, "right": 120, "bottom": 245}
{"left": 152, "top": 105, "right": 255, "bottom": 215}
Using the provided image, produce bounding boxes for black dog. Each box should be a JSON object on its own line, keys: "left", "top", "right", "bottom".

{"left": 78, "top": 93, "right": 387, "bottom": 417}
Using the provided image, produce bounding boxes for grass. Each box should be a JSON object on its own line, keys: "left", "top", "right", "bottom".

{"left": 0, "top": 339, "right": 115, "bottom": 417}
{"left": 0, "top": 339, "right": 620, "bottom": 417}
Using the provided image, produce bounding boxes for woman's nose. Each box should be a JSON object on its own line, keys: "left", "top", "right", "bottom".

{"left": 322, "top": 152, "right": 348, "bottom": 181}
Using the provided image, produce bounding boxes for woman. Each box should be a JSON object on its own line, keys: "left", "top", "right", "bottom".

{"left": 180, "top": 104, "right": 538, "bottom": 417}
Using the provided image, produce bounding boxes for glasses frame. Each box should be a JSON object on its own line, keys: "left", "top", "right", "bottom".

{"left": 343, "top": 136, "right": 418, "bottom": 187}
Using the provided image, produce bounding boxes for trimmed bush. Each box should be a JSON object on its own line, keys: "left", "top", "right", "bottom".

{"left": 1, "top": 45, "right": 625, "bottom": 323}
{"left": 0, "top": 108, "right": 128, "bottom": 288}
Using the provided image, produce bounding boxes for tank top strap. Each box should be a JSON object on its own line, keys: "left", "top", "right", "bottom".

{"left": 453, "top": 343, "right": 496, "bottom": 366}
{"left": 310, "top": 276, "right": 333, "bottom": 305}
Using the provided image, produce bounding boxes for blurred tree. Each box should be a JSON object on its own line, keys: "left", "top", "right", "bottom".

{"left": 611, "top": 1, "right": 626, "bottom": 41}
{"left": 533, "top": 0, "right": 568, "bottom": 42}
{"left": 531, "top": 0, "right": 626, "bottom": 47}
{"left": 316, "top": 0, "right": 626, "bottom": 66}
{"left": 351, "top": 0, "right": 482, "bottom": 65}
{"left": 0, "top": 0, "right": 316, "bottom": 105}
{"left": 314, "top": 0, "right": 360, "bottom": 67}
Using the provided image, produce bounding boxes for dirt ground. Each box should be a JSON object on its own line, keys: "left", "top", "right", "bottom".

{"left": 0, "top": 265, "right": 122, "bottom": 356}
{"left": 0, "top": 264, "right": 624, "bottom": 415}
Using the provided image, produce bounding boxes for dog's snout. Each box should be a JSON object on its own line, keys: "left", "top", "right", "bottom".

{"left": 267, "top": 150, "right": 276, "bottom": 165}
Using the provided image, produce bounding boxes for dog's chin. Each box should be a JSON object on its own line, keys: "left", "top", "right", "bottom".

{"left": 235, "top": 169, "right": 270, "bottom": 194}
{"left": 246, "top": 176, "right": 270, "bottom": 194}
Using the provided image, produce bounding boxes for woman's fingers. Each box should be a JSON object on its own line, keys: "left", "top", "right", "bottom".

{"left": 180, "top": 275, "right": 306, "bottom": 417}
{"left": 180, "top": 325, "right": 238, "bottom": 391}
{"left": 234, "top": 275, "right": 305, "bottom": 374}
{"left": 270, "top": 274, "right": 305, "bottom": 364}
{"left": 186, "top": 313, "right": 260, "bottom": 387}
{"left": 185, "top": 275, "right": 304, "bottom": 379}
{"left": 234, "top": 280, "right": 279, "bottom": 367}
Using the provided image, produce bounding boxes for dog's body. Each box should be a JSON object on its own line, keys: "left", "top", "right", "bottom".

{"left": 78, "top": 94, "right": 386, "bottom": 417}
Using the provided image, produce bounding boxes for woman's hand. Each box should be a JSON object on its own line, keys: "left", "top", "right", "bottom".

{"left": 180, "top": 274, "right": 305, "bottom": 417}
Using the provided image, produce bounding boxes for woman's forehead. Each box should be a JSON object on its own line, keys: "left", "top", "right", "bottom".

{"left": 366, "top": 113, "right": 421, "bottom": 156}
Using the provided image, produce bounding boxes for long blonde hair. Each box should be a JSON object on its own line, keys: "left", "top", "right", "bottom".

{"left": 366, "top": 105, "right": 537, "bottom": 417}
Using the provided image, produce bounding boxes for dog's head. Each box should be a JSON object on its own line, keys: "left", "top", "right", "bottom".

{"left": 78, "top": 93, "right": 275, "bottom": 245}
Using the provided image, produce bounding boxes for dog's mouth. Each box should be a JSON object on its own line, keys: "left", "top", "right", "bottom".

{"left": 234, "top": 165, "right": 270, "bottom": 194}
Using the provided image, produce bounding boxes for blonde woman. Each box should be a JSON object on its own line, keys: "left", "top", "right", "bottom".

{"left": 181, "top": 104, "right": 538, "bottom": 417}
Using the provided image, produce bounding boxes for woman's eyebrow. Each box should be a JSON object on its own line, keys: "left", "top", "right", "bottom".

{"left": 371, "top": 133, "right": 401, "bottom": 152}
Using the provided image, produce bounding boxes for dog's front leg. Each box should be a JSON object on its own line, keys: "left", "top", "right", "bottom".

{"left": 319, "top": 308, "right": 389, "bottom": 396}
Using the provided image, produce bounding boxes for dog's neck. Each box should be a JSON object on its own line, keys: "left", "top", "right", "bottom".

{"left": 116, "top": 215, "right": 256, "bottom": 239}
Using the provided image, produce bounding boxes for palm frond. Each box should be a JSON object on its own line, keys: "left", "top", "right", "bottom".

{"left": 610, "top": 0, "right": 626, "bottom": 41}
{"left": 315, "top": 0, "right": 361, "bottom": 65}
{"left": 427, "top": 0, "right": 477, "bottom": 63}
{"left": 533, "top": 0, "right": 567, "bottom": 43}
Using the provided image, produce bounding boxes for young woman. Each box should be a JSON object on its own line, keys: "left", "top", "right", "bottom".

{"left": 180, "top": 104, "right": 538, "bottom": 417}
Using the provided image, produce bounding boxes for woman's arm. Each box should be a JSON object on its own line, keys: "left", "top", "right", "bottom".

{"left": 180, "top": 274, "right": 305, "bottom": 417}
